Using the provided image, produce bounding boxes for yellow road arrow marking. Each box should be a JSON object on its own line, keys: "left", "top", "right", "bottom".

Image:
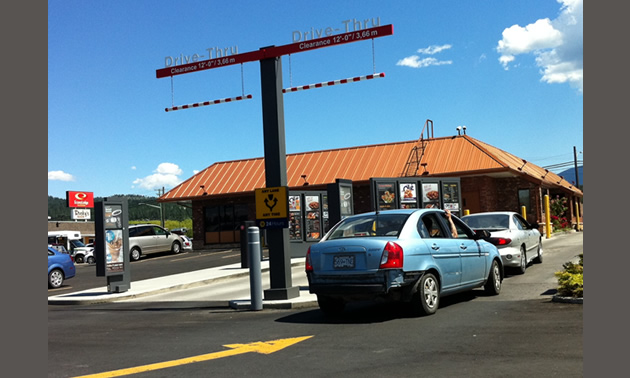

{"left": 72, "top": 336, "right": 313, "bottom": 378}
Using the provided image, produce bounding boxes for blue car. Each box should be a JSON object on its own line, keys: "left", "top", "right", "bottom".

{"left": 48, "top": 246, "right": 76, "bottom": 289}
{"left": 306, "top": 209, "right": 503, "bottom": 316}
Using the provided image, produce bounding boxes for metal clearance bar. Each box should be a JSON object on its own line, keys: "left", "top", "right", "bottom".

{"left": 282, "top": 72, "right": 385, "bottom": 93}
{"left": 165, "top": 94, "right": 253, "bottom": 112}
{"left": 155, "top": 25, "right": 394, "bottom": 79}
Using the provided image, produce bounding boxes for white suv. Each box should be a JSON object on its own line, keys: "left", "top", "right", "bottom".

{"left": 128, "top": 224, "right": 182, "bottom": 261}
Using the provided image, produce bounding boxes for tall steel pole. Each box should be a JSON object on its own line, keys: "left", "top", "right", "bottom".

{"left": 259, "top": 51, "right": 299, "bottom": 300}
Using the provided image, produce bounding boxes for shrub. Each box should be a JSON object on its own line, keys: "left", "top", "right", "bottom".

{"left": 555, "top": 253, "right": 583, "bottom": 298}
{"left": 550, "top": 196, "right": 571, "bottom": 231}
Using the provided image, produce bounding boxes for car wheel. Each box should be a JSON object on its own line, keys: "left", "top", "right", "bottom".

{"left": 534, "top": 240, "right": 543, "bottom": 264}
{"left": 412, "top": 273, "right": 439, "bottom": 316}
{"left": 74, "top": 255, "right": 84, "bottom": 264}
{"left": 87, "top": 256, "right": 96, "bottom": 264}
{"left": 516, "top": 247, "right": 527, "bottom": 275}
{"left": 317, "top": 295, "right": 345, "bottom": 316}
{"left": 484, "top": 260, "right": 502, "bottom": 295}
{"left": 48, "top": 269, "right": 64, "bottom": 289}
{"left": 130, "top": 247, "right": 141, "bottom": 261}
{"left": 171, "top": 241, "right": 181, "bottom": 254}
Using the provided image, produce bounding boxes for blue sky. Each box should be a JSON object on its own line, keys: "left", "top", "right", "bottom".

{"left": 48, "top": 0, "right": 583, "bottom": 199}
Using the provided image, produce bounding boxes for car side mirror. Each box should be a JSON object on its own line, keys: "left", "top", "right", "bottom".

{"left": 473, "top": 229, "right": 491, "bottom": 240}
{"left": 530, "top": 222, "right": 540, "bottom": 229}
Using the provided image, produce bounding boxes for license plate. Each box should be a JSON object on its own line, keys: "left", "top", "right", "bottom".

{"left": 333, "top": 255, "right": 355, "bottom": 269}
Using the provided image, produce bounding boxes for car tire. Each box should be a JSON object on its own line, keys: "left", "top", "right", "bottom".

{"left": 516, "top": 247, "right": 527, "bottom": 275}
{"left": 87, "top": 256, "right": 96, "bottom": 264}
{"left": 484, "top": 260, "right": 502, "bottom": 295}
{"left": 317, "top": 295, "right": 345, "bottom": 316}
{"left": 130, "top": 247, "right": 141, "bottom": 261}
{"left": 49, "top": 269, "right": 64, "bottom": 289}
{"left": 74, "top": 254, "right": 84, "bottom": 264}
{"left": 534, "top": 240, "right": 543, "bottom": 264}
{"left": 171, "top": 241, "right": 181, "bottom": 254}
{"left": 412, "top": 273, "right": 439, "bottom": 316}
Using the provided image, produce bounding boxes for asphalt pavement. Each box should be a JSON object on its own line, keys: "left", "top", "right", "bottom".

{"left": 48, "top": 231, "right": 583, "bottom": 309}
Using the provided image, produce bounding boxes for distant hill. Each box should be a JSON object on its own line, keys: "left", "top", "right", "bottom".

{"left": 557, "top": 166, "right": 583, "bottom": 187}
{"left": 48, "top": 195, "right": 192, "bottom": 221}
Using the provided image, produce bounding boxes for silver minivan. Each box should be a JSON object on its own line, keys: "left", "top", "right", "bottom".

{"left": 128, "top": 224, "right": 182, "bottom": 261}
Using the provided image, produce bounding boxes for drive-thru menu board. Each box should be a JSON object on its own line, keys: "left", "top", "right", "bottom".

{"left": 421, "top": 183, "right": 440, "bottom": 209}
{"left": 305, "top": 195, "right": 321, "bottom": 241}
{"left": 289, "top": 195, "right": 302, "bottom": 241}
{"left": 442, "top": 182, "right": 461, "bottom": 216}
{"left": 377, "top": 182, "right": 397, "bottom": 211}
{"left": 399, "top": 182, "right": 418, "bottom": 209}
{"left": 371, "top": 178, "right": 461, "bottom": 212}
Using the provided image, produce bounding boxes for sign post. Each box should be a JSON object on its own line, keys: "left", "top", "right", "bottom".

{"left": 157, "top": 24, "right": 394, "bottom": 300}
{"left": 259, "top": 53, "right": 298, "bottom": 300}
{"left": 95, "top": 198, "right": 130, "bottom": 293}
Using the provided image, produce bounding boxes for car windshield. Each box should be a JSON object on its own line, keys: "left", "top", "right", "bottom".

{"left": 327, "top": 213, "right": 410, "bottom": 240}
{"left": 463, "top": 214, "right": 509, "bottom": 229}
{"left": 70, "top": 240, "right": 86, "bottom": 248}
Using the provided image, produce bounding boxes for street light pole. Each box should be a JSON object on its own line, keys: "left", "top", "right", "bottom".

{"left": 139, "top": 203, "right": 164, "bottom": 228}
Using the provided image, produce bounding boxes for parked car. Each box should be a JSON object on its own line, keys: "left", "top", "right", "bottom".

{"left": 461, "top": 211, "right": 542, "bottom": 274}
{"left": 48, "top": 246, "right": 76, "bottom": 289}
{"left": 179, "top": 235, "right": 193, "bottom": 251}
{"left": 73, "top": 245, "right": 95, "bottom": 264}
{"left": 48, "top": 243, "right": 69, "bottom": 254}
{"left": 305, "top": 209, "right": 503, "bottom": 317}
{"left": 128, "top": 224, "right": 183, "bottom": 261}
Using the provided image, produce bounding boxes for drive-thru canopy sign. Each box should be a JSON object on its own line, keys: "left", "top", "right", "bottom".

{"left": 156, "top": 25, "right": 393, "bottom": 79}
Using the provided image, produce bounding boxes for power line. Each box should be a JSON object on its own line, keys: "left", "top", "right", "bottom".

{"left": 543, "top": 160, "right": 583, "bottom": 170}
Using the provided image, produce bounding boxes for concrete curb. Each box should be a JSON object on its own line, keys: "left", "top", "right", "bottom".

{"left": 48, "top": 260, "right": 313, "bottom": 307}
{"left": 552, "top": 295, "right": 583, "bottom": 304}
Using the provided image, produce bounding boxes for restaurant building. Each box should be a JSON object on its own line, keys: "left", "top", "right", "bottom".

{"left": 159, "top": 128, "right": 583, "bottom": 254}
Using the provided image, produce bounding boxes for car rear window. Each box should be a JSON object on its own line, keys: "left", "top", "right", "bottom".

{"left": 463, "top": 214, "right": 509, "bottom": 229}
{"left": 327, "top": 213, "right": 409, "bottom": 240}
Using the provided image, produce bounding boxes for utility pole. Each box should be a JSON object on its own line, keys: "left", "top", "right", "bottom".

{"left": 573, "top": 146, "right": 581, "bottom": 189}
{"left": 156, "top": 187, "right": 165, "bottom": 228}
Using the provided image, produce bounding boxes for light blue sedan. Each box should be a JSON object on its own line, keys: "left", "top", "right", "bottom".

{"left": 306, "top": 209, "right": 504, "bottom": 316}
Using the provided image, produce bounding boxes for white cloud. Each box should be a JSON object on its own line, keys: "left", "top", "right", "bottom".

{"left": 417, "top": 44, "right": 452, "bottom": 55}
{"left": 397, "top": 56, "right": 452, "bottom": 68}
{"left": 497, "top": 0, "right": 582, "bottom": 92}
{"left": 193, "top": 170, "right": 200, "bottom": 174}
{"left": 131, "top": 166, "right": 136, "bottom": 170}
{"left": 397, "top": 44, "right": 453, "bottom": 68}
{"left": 132, "top": 162, "right": 183, "bottom": 191}
{"left": 48, "top": 170, "right": 75, "bottom": 181}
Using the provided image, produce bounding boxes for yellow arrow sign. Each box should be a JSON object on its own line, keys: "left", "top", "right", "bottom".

{"left": 73, "top": 336, "right": 313, "bottom": 378}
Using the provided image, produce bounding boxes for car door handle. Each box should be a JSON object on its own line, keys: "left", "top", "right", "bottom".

{"left": 459, "top": 244, "right": 467, "bottom": 250}
{"left": 431, "top": 243, "right": 440, "bottom": 250}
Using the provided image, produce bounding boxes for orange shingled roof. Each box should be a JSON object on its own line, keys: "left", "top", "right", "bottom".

{"left": 160, "top": 135, "right": 582, "bottom": 202}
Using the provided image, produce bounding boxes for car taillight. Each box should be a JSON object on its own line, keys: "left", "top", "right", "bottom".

{"left": 488, "top": 237, "right": 512, "bottom": 246}
{"left": 305, "top": 246, "right": 313, "bottom": 272}
{"left": 379, "top": 241, "right": 403, "bottom": 269}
